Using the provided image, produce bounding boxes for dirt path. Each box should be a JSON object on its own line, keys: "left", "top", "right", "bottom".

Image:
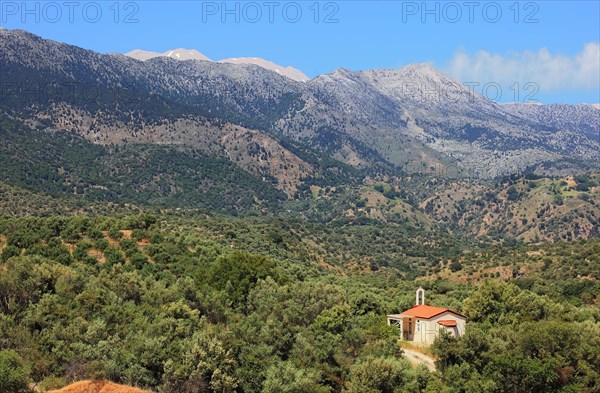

{"left": 403, "top": 348, "right": 436, "bottom": 371}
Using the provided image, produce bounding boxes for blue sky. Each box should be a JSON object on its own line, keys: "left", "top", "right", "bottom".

{"left": 1, "top": 1, "right": 599, "bottom": 103}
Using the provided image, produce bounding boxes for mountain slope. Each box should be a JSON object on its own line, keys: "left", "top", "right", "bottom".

{"left": 0, "top": 118, "right": 286, "bottom": 210}
{"left": 416, "top": 176, "right": 600, "bottom": 242}
{"left": 219, "top": 57, "right": 309, "bottom": 82}
{"left": 502, "top": 102, "right": 600, "bottom": 141}
{"left": 300, "top": 65, "right": 600, "bottom": 176}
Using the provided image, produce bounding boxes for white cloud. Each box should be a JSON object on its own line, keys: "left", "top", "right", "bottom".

{"left": 444, "top": 43, "right": 600, "bottom": 91}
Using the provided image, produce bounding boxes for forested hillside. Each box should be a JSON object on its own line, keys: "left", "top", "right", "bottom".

{"left": 0, "top": 211, "right": 598, "bottom": 392}
{"left": 1, "top": 114, "right": 599, "bottom": 243}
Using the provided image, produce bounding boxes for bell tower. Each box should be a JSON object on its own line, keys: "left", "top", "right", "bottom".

{"left": 415, "top": 287, "right": 425, "bottom": 306}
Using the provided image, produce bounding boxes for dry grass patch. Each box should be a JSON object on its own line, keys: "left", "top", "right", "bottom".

{"left": 47, "top": 380, "right": 151, "bottom": 393}
{"left": 87, "top": 249, "right": 106, "bottom": 264}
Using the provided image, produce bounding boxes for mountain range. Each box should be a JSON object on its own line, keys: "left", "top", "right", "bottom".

{"left": 0, "top": 28, "right": 598, "bottom": 196}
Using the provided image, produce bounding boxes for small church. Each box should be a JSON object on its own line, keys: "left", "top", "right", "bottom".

{"left": 386, "top": 288, "right": 466, "bottom": 346}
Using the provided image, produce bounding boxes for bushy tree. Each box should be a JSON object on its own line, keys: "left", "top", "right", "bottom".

{"left": 209, "top": 252, "right": 279, "bottom": 306}
{"left": 344, "top": 356, "right": 417, "bottom": 393}
{"left": 0, "top": 350, "right": 30, "bottom": 393}
{"left": 262, "top": 361, "right": 330, "bottom": 393}
{"left": 162, "top": 328, "right": 238, "bottom": 393}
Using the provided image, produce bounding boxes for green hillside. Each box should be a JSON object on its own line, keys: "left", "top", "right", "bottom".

{"left": 0, "top": 212, "right": 597, "bottom": 392}
{"left": 0, "top": 119, "right": 284, "bottom": 212}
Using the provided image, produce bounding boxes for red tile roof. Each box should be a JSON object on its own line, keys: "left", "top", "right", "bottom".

{"left": 398, "top": 305, "right": 466, "bottom": 319}
{"left": 438, "top": 320, "right": 458, "bottom": 327}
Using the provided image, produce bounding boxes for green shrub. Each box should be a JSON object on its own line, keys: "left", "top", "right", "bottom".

{"left": 0, "top": 350, "right": 30, "bottom": 393}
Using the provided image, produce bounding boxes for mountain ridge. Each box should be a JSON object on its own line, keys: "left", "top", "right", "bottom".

{"left": 126, "top": 48, "right": 212, "bottom": 61}
{"left": 125, "top": 47, "right": 309, "bottom": 82}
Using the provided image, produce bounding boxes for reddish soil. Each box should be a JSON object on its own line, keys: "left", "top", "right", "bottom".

{"left": 47, "top": 380, "right": 151, "bottom": 393}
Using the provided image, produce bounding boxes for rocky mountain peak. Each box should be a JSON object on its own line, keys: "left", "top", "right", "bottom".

{"left": 125, "top": 48, "right": 211, "bottom": 62}
{"left": 126, "top": 47, "right": 308, "bottom": 82}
